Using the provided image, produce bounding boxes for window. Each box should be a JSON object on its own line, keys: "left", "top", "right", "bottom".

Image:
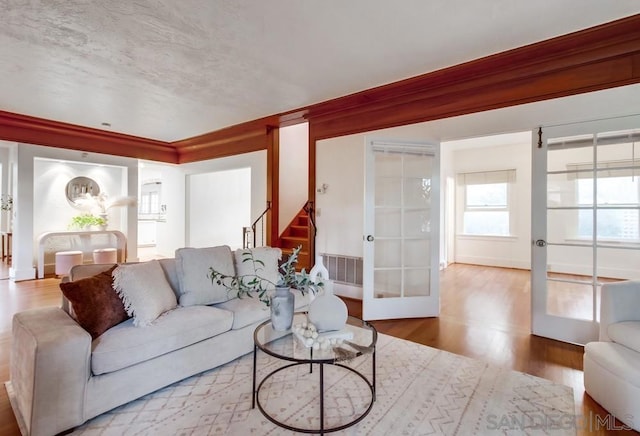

{"left": 458, "top": 169, "right": 516, "bottom": 236}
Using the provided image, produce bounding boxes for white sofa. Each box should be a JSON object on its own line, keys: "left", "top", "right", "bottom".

{"left": 584, "top": 280, "right": 640, "bottom": 432}
{"left": 7, "top": 246, "right": 309, "bottom": 436}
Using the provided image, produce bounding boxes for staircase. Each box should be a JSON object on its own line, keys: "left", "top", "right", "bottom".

{"left": 278, "top": 209, "right": 312, "bottom": 270}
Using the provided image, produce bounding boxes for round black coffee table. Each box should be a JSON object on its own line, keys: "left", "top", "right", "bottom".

{"left": 252, "top": 312, "right": 377, "bottom": 434}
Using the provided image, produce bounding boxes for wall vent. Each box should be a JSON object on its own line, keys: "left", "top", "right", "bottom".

{"left": 321, "top": 253, "right": 363, "bottom": 286}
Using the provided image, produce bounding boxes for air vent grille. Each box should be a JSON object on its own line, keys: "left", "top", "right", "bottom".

{"left": 321, "top": 253, "right": 363, "bottom": 286}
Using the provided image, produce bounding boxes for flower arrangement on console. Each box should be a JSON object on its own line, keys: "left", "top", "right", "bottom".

{"left": 207, "top": 245, "right": 323, "bottom": 307}
{"left": 71, "top": 192, "right": 137, "bottom": 229}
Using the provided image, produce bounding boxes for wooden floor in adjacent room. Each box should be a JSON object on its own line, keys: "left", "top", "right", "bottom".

{"left": 0, "top": 263, "right": 636, "bottom": 435}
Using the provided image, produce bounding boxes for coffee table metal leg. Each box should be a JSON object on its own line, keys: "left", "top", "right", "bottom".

{"left": 252, "top": 344, "right": 257, "bottom": 409}
{"left": 372, "top": 346, "right": 377, "bottom": 401}
{"left": 320, "top": 363, "right": 324, "bottom": 435}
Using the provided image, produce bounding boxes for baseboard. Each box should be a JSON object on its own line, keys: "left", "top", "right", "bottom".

{"left": 5, "top": 381, "right": 28, "bottom": 436}
{"left": 333, "top": 282, "right": 362, "bottom": 300}
{"left": 454, "top": 256, "right": 530, "bottom": 270}
{"left": 10, "top": 267, "right": 36, "bottom": 282}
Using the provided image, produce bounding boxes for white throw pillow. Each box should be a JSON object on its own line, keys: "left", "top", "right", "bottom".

{"left": 112, "top": 260, "right": 178, "bottom": 327}
{"left": 175, "top": 246, "right": 236, "bottom": 306}
{"left": 234, "top": 247, "right": 282, "bottom": 291}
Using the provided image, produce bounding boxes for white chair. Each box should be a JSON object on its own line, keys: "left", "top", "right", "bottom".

{"left": 55, "top": 251, "right": 83, "bottom": 277}
{"left": 584, "top": 280, "right": 640, "bottom": 431}
{"left": 93, "top": 247, "right": 117, "bottom": 264}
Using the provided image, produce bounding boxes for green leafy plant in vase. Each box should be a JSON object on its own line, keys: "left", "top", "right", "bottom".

{"left": 69, "top": 214, "right": 107, "bottom": 230}
{"left": 208, "top": 245, "right": 323, "bottom": 331}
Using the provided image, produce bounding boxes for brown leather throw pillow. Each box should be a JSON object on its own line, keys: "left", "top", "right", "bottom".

{"left": 59, "top": 265, "right": 129, "bottom": 339}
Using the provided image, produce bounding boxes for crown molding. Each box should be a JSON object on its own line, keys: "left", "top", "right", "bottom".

{"left": 1, "top": 14, "right": 639, "bottom": 161}
{"left": 0, "top": 110, "right": 177, "bottom": 162}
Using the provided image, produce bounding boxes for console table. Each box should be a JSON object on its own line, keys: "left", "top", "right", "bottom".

{"left": 37, "top": 230, "right": 127, "bottom": 278}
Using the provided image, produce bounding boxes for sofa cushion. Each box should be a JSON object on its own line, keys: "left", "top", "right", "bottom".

{"left": 216, "top": 289, "right": 312, "bottom": 330}
{"left": 113, "top": 260, "right": 178, "bottom": 327}
{"left": 608, "top": 321, "right": 640, "bottom": 353}
{"left": 158, "top": 258, "right": 181, "bottom": 299}
{"left": 585, "top": 341, "right": 640, "bottom": 388}
{"left": 91, "top": 305, "right": 233, "bottom": 375}
{"left": 175, "top": 246, "right": 236, "bottom": 306}
{"left": 59, "top": 265, "right": 129, "bottom": 339}
{"left": 234, "top": 247, "right": 282, "bottom": 291}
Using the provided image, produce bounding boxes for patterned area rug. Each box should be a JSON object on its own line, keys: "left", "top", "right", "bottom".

{"left": 71, "top": 334, "right": 575, "bottom": 435}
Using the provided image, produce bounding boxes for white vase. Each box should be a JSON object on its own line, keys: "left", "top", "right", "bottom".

{"left": 309, "top": 255, "right": 329, "bottom": 283}
{"left": 270, "top": 286, "right": 295, "bottom": 331}
{"left": 308, "top": 280, "right": 348, "bottom": 332}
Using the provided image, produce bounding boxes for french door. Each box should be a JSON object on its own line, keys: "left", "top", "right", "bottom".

{"left": 532, "top": 116, "right": 640, "bottom": 344}
{"left": 363, "top": 140, "right": 440, "bottom": 320}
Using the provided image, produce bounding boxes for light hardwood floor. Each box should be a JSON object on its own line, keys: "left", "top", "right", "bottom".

{"left": 0, "top": 263, "right": 637, "bottom": 435}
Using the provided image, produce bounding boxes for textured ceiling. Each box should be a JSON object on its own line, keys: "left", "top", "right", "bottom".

{"left": 1, "top": 1, "right": 639, "bottom": 142}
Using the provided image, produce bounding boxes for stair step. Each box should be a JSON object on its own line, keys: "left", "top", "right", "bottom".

{"left": 281, "top": 248, "right": 310, "bottom": 270}
{"left": 280, "top": 236, "right": 307, "bottom": 248}
{"left": 289, "top": 225, "right": 307, "bottom": 237}
{"left": 296, "top": 215, "right": 309, "bottom": 226}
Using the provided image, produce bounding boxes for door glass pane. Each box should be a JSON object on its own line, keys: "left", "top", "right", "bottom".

{"left": 375, "top": 177, "right": 401, "bottom": 207}
{"left": 547, "top": 172, "right": 580, "bottom": 208}
{"left": 597, "top": 247, "right": 640, "bottom": 281}
{"left": 404, "top": 209, "right": 430, "bottom": 237}
{"left": 374, "top": 240, "right": 401, "bottom": 268}
{"left": 404, "top": 268, "right": 430, "bottom": 297}
{"left": 374, "top": 269, "right": 401, "bottom": 298}
{"left": 375, "top": 152, "right": 402, "bottom": 176}
{"left": 546, "top": 244, "right": 594, "bottom": 320}
{"left": 546, "top": 279, "right": 594, "bottom": 320}
{"left": 404, "top": 177, "right": 431, "bottom": 208}
{"left": 404, "top": 239, "right": 429, "bottom": 268}
{"left": 547, "top": 134, "right": 594, "bottom": 172}
{"left": 375, "top": 209, "right": 401, "bottom": 237}
{"left": 596, "top": 129, "right": 640, "bottom": 167}
{"left": 547, "top": 209, "right": 592, "bottom": 244}
{"left": 404, "top": 154, "right": 433, "bottom": 178}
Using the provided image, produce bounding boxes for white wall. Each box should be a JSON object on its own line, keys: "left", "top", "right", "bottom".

{"left": 279, "top": 123, "right": 309, "bottom": 234}
{"left": 182, "top": 150, "right": 267, "bottom": 248}
{"left": 188, "top": 168, "right": 251, "bottom": 249}
{"left": 450, "top": 139, "right": 532, "bottom": 269}
{"left": 316, "top": 134, "right": 365, "bottom": 257}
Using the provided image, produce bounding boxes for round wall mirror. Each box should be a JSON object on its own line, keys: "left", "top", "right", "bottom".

{"left": 66, "top": 176, "right": 100, "bottom": 207}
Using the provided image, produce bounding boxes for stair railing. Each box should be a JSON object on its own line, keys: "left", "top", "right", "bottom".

{"left": 302, "top": 200, "right": 317, "bottom": 239}
{"left": 244, "top": 201, "right": 271, "bottom": 249}
{"left": 303, "top": 200, "right": 317, "bottom": 265}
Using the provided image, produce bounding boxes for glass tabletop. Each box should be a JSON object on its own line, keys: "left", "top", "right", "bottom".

{"left": 254, "top": 312, "right": 377, "bottom": 363}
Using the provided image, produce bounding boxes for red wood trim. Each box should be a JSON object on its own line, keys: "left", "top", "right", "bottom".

{"left": 0, "top": 110, "right": 177, "bottom": 163}
{"left": 266, "top": 127, "right": 280, "bottom": 247}
{"left": 308, "top": 124, "right": 317, "bottom": 262}
{"left": 173, "top": 117, "right": 277, "bottom": 163}
{"left": 307, "top": 15, "right": 640, "bottom": 139}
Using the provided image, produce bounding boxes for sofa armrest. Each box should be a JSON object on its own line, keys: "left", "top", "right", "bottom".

{"left": 600, "top": 280, "right": 640, "bottom": 342}
{"left": 10, "top": 307, "right": 91, "bottom": 436}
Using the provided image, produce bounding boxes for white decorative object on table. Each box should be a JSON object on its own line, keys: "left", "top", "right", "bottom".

{"left": 309, "top": 254, "right": 329, "bottom": 283}
{"left": 293, "top": 320, "right": 353, "bottom": 349}
{"left": 308, "top": 279, "right": 348, "bottom": 332}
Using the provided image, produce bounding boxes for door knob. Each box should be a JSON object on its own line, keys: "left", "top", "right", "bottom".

{"left": 535, "top": 239, "right": 546, "bottom": 247}
{"left": 366, "top": 235, "right": 374, "bottom": 242}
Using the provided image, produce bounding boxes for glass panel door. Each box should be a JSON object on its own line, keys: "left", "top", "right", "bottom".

{"left": 363, "top": 140, "right": 440, "bottom": 320}
{"left": 532, "top": 116, "right": 640, "bottom": 344}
